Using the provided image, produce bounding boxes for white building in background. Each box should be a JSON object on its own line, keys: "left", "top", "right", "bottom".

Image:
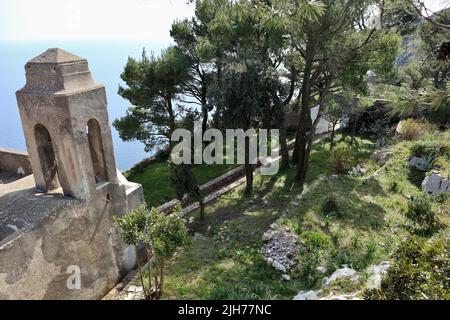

{"left": 286, "top": 106, "right": 348, "bottom": 135}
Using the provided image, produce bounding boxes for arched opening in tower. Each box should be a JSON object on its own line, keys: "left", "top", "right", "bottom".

{"left": 34, "top": 124, "right": 60, "bottom": 191}
{"left": 87, "top": 119, "right": 108, "bottom": 184}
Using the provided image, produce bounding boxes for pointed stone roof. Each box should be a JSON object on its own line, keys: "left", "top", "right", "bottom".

{"left": 28, "top": 48, "right": 86, "bottom": 64}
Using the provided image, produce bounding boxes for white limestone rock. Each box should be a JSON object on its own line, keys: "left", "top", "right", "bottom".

{"left": 281, "top": 274, "right": 291, "bottom": 281}
{"left": 349, "top": 164, "right": 366, "bottom": 177}
{"left": 319, "top": 292, "right": 362, "bottom": 300}
{"left": 408, "top": 157, "right": 429, "bottom": 171}
{"left": 422, "top": 173, "right": 450, "bottom": 196}
{"left": 293, "top": 290, "right": 319, "bottom": 300}
{"left": 127, "top": 285, "right": 144, "bottom": 293}
{"left": 261, "top": 221, "right": 299, "bottom": 273}
{"left": 316, "top": 266, "right": 327, "bottom": 274}
{"left": 324, "top": 267, "right": 359, "bottom": 286}
{"left": 272, "top": 260, "right": 287, "bottom": 273}
{"left": 262, "top": 230, "right": 276, "bottom": 242}
{"left": 366, "top": 261, "right": 390, "bottom": 289}
{"left": 396, "top": 121, "right": 404, "bottom": 135}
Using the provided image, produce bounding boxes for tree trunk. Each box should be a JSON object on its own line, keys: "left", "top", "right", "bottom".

{"left": 159, "top": 258, "right": 164, "bottom": 299}
{"left": 243, "top": 115, "right": 254, "bottom": 195}
{"left": 350, "top": 116, "right": 358, "bottom": 146}
{"left": 275, "top": 100, "right": 290, "bottom": 170}
{"left": 303, "top": 103, "right": 323, "bottom": 178}
{"left": 201, "top": 83, "right": 208, "bottom": 133}
{"left": 244, "top": 163, "right": 254, "bottom": 195}
{"left": 291, "top": 96, "right": 302, "bottom": 165}
{"left": 167, "top": 97, "right": 176, "bottom": 152}
{"left": 244, "top": 137, "right": 253, "bottom": 195}
{"left": 330, "top": 123, "right": 336, "bottom": 151}
{"left": 295, "top": 39, "right": 316, "bottom": 184}
{"left": 201, "top": 105, "right": 208, "bottom": 134}
{"left": 198, "top": 194, "right": 205, "bottom": 221}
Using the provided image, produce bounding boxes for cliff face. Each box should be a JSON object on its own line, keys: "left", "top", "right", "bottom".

{"left": 395, "top": 8, "right": 450, "bottom": 68}
{"left": 395, "top": 33, "right": 421, "bottom": 67}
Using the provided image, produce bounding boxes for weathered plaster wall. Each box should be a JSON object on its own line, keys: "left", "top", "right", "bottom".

{"left": 0, "top": 148, "right": 32, "bottom": 176}
{"left": 0, "top": 49, "right": 145, "bottom": 300}
{"left": 0, "top": 182, "right": 139, "bottom": 300}
{"left": 285, "top": 108, "right": 346, "bottom": 135}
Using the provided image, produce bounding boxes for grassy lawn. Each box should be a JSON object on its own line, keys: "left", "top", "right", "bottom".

{"left": 126, "top": 162, "right": 238, "bottom": 207}
{"left": 126, "top": 133, "right": 295, "bottom": 208}
{"left": 157, "top": 131, "right": 449, "bottom": 300}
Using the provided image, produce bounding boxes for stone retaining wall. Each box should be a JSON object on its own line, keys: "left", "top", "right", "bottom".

{"left": 0, "top": 147, "right": 32, "bottom": 176}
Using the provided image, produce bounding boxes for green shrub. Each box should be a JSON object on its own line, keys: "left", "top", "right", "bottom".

{"left": 410, "top": 140, "right": 450, "bottom": 159}
{"left": 126, "top": 148, "right": 170, "bottom": 176}
{"left": 115, "top": 205, "right": 190, "bottom": 299}
{"left": 326, "top": 240, "right": 377, "bottom": 272}
{"left": 127, "top": 157, "right": 157, "bottom": 176}
{"left": 154, "top": 147, "right": 171, "bottom": 162}
{"left": 322, "top": 195, "right": 340, "bottom": 215}
{"left": 400, "top": 119, "right": 427, "bottom": 141}
{"left": 364, "top": 236, "right": 450, "bottom": 300}
{"left": 299, "top": 231, "right": 330, "bottom": 287}
{"left": 328, "top": 147, "right": 356, "bottom": 174}
{"left": 406, "top": 194, "right": 436, "bottom": 231}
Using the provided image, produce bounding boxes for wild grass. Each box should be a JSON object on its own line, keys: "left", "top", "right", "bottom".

{"left": 132, "top": 131, "right": 449, "bottom": 300}
{"left": 126, "top": 162, "right": 237, "bottom": 207}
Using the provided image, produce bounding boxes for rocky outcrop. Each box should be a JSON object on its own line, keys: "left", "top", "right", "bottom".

{"left": 293, "top": 290, "right": 319, "bottom": 300}
{"left": 422, "top": 174, "right": 450, "bottom": 196}
{"left": 349, "top": 164, "right": 367, "bottom": 177}
{"left": 372, "top": 150, "right": 392, "bottom": 166}
{"left": 292, "top": 261, "right": 391, "bottom": 301}
{"left": 408, "top": 157, "right": 430, "bottom": 172}
{"left": 293, "top": 289, "right": 362, "bottom": 301}
{"left": 366, "top": 261, "right": 390, "bottom": 289}
{"left": 261, "top": 222, "right": 299, "bottom": 273}
{"left": 323, "top": 266, "right": 360, "bottom": 286}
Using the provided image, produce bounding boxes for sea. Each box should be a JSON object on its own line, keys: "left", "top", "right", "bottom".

{"left": 0, "top": 41, "right": 167, "bottom": 171}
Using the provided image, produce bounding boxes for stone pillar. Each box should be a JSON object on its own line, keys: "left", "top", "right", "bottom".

{"left": 16, "top": 48, "right": 119, "bottom": 199}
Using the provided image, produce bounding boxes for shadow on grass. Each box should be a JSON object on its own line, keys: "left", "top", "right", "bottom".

{"left": 163, "top": 135, "right": 384, "bottom": 299}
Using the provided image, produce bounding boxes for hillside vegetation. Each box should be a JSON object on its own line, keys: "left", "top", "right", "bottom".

{"left": 156, "top": 128, "right": 449, "bottom": 299}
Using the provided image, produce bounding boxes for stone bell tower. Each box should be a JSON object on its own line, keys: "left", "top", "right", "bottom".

{"left": 16, "top": 48, "right": 119, "bottom": 199}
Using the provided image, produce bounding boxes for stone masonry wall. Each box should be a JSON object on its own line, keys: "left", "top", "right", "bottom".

{"left": 0, "top": 182, "right": 138, "bottom": 300}
{"left": 0, "top": 148, "right": 32, "bottom": 176}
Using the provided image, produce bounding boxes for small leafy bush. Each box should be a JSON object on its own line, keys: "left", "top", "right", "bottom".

{"left": 127, "top": 157, "right": 157, "bottom": 176}
{"left": 344, "top": 102, "right": 398, "bottom": 137}
{"left": 406, "top": 194, "right": 436, "bottom": 231}
{"left": 115, "top": 205, "right": 190, "bottom": 299}
{"left": 299, "top": 231, "right": 330, "bottom": 287}
{"left": 434, "top": 156, "right": 450, "bottom": 172}
{"left": 154, "top": 147, "right": 171, "bottom": 162}
{"left": 410, "top": 140, "right": 450, "bottom": 159}
{"left": 328, "top": 147, "right": 356, "bottom": 174}
{"left": 400, "top": 119, "right": 427, "bottom": 141}
{"left": 126, "top": 147, "right": 171, "bottom": 176}
{"left": 364, "top": 236, "right": 450, "bottom": 300}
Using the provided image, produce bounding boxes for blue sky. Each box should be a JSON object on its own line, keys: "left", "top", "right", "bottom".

{"left": 0, "top": 0, "right": 447, "bottom": 42}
